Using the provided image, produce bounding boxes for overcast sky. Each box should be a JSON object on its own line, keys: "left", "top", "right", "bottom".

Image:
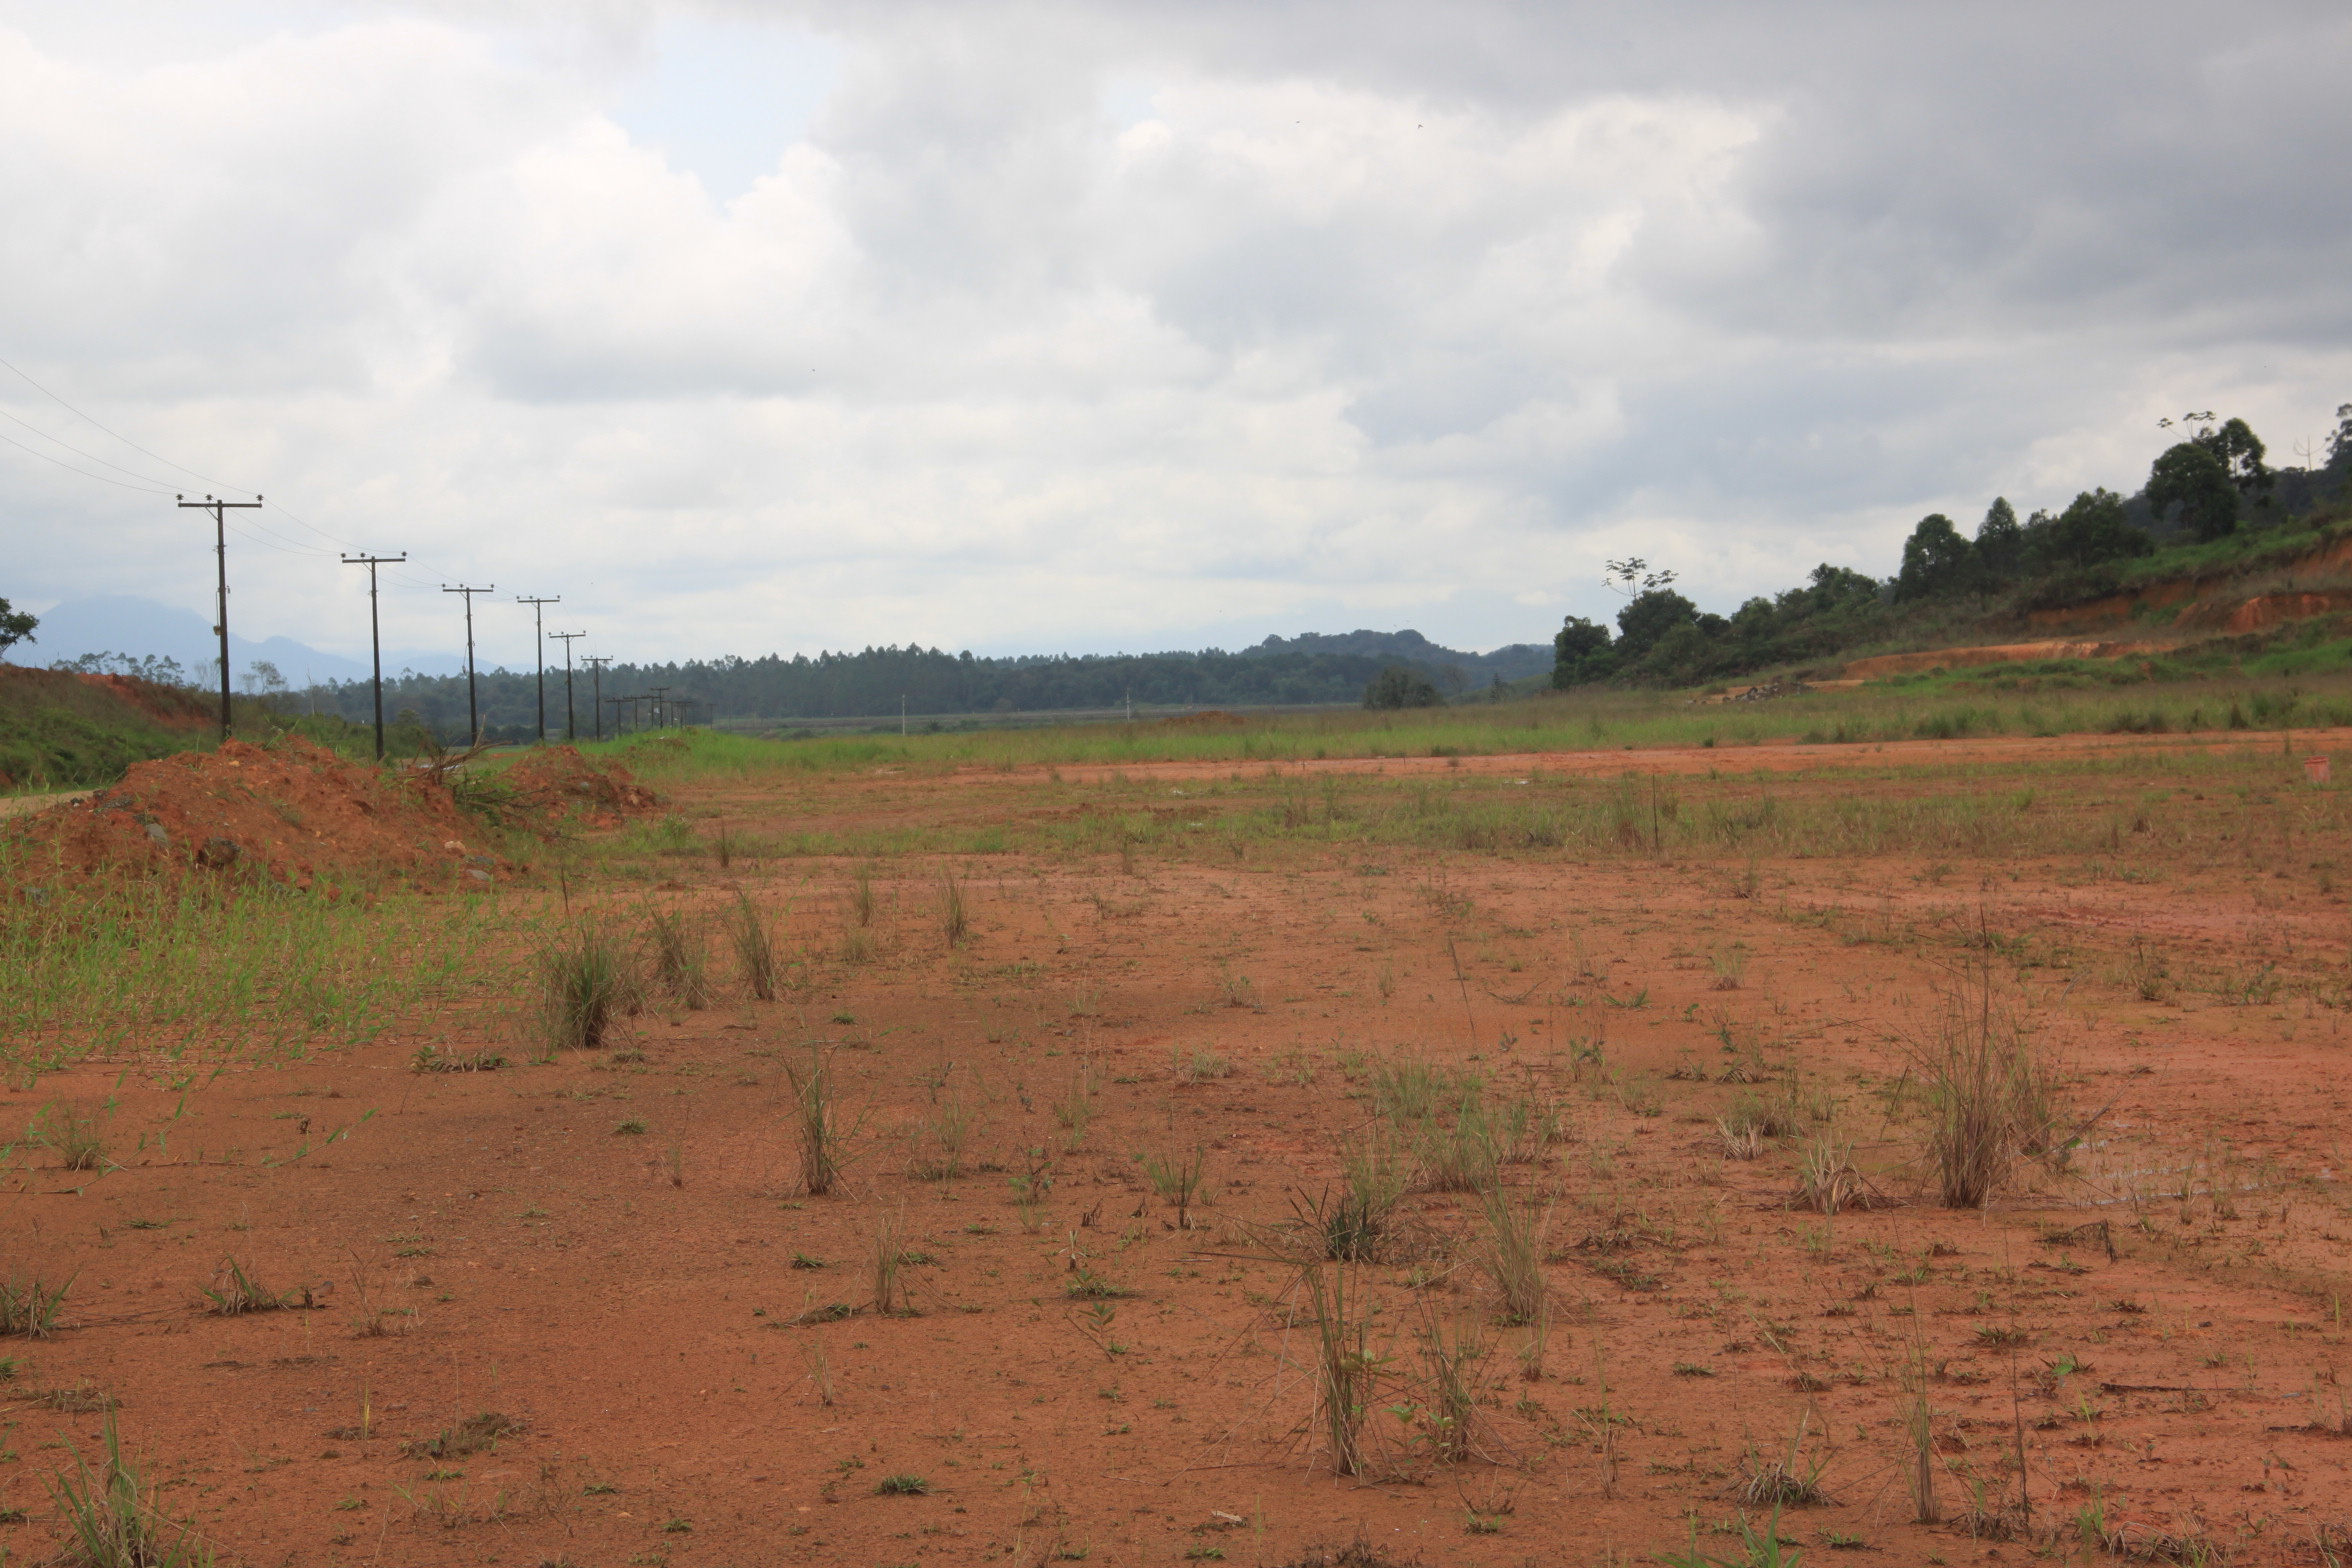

{"left": 4, "top": 0, "right": 2350, "bottom": 669}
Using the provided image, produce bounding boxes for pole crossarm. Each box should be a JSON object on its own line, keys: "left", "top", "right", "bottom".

{"left": 442, "top": 583, "right": 494, "bottom": 745}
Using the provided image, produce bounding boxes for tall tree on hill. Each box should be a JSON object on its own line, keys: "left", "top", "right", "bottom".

{"left": 2027, "top": 488, "right": 2152, "bottom": 568}
{"left": 1551, "top": 614, "right": 1612, "bottom": 687}
{"left": 1894, "top": 513, "right": 1979, "bottom": 600}
{"left": 2146, "top": 442, "right": 2240, "bottom": 540}
{"left": 2195, "top": 416, "right": 2273, "bottom": 500}
{"left": 1612, "top": 587, "right": 1699, "bottom": 662}
{"left": 0, "top": 597, "right": 36, "bottom": 662}
{"left": 1975, "top": 498, "right": 2024, "bottom": 579}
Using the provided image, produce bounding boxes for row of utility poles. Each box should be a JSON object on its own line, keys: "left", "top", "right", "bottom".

{"left": 180, "top": 493, "right": 695, "bottom": 759}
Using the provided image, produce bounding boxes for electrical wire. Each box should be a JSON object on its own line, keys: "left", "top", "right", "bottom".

{"left": 0, "top": 348, "right": 246, "bottom": 495}
{"left": 0, "top": 405, "right": 185, "bottom": 489}
{"left": 0, "top": 426, "right": 176, "bottom": 494}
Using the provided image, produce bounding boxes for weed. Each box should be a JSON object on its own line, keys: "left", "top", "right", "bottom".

{"left": 941, "top": 873, "right": 969, "bottom": 947}
{"left": 646, "top": 907, "right": 714, "bottom": 1009}
{"left": 399, "top": 1412, "right": 519, "bottom": 1461}
{"left": 1140, "top": 1146, "right": 1210, "bottom": 1229}
{"left": 1412, "top": 1097, "right": 1501, "bottom": 1193}
{"left": 1794, "top": 1137, "right": 1872, "bottom": 1216}
{"left": 1914, "top": 977, "right": 2064, "bottom": 1208}
{"left": 784, "top": 1045, "right": 851, "bottom": 1196}
{"left": 536, "top": 922, "right": 636, "bottom": 1056}
{"left": 849, "top": 867, "right": 875, "bottom": 927}
{"left": 202, "top": 1258, "right": 319, "bottom": 1316}
{"left": 1053, "top": 1067, "right": 1095, "bottom": 1149}
{"left": 48, "top": 1416, "right": 213, "bottom": 1567}
{"left": 1478, "top": 1187, "right": 1549, "bottom": 1329}
{"left": 918, "top": 1085, "right": 980, "bottom": 1180}
{"left": 1313, "top": 1134, "right": 1406, "bottom": 1261}
{"left": 727, "top": 893, "right": 780, "bottom": 1001}
{"left": 1732, "top": 1414, "right": 1830, "bottom": 1509}
{"left": 874, "top": 1474, "right": 929, "bottom": 1496}
{"left": 871, "top": 1212, "right": 913, "bottom": 1317}
{"left": 1300, "top": 1263, "right": 1384, "bottom": 1477}
{"left": 28, "top": 1101, "right": 108, "bottom": 1171}
{"left": 0, "top": 1271, "right": 70, "bottom": 1338}
{"left": 410, "top": 1046, "right": 506, "bottom": 1073}
{"left": 613, "top": 1119, "right": 647, "bottom": 1136}
{"left": 1173, "top": 1047, "right": 1232, "bottom": 1085}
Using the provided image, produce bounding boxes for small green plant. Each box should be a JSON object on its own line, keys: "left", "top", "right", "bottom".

{"left": 202, "top": 1259, "right": 317, "bottom": 1317}
{"left": 536, "top": 922, "right": 636, "bottom": 1056}
{"left": 874, "top": 1474, "right": 929, "bottom": 1496}
{"left": 1300, "top": 1262, "right": 1384, "bottom": 1477}
{"left": 1794, "top": 1137, "right": 1868, "bottom": 1216}
{"left": 1172, "top": 1047, "right": 1232, "bottom": 1085}
{"left": 1139, "top": 1146, "right": 1210, "bottom": 1229}
{"left": 0, "top": 1271, "right": 71, "bottom": 1338}
{"left": 48, "top": 1416, "right": 214, "bottom": 1567}
{"left": 28, "top": 1102, "right": 108, "bottom": 1171}
{"left": 1300, "top": 1134, "right": 1404, "bottom": 1261}
{"left": 919, "top": 1087, "right": 980, "bottom": 1181}
{"left": 613, "top": 1119, "right": 647, "bottom": 1137}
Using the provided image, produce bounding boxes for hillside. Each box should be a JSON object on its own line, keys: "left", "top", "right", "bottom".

{"left": 0, "top": 665, "right": 216, "bottom": 789}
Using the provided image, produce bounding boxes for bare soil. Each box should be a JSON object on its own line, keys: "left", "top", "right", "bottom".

{"left": 6, "top": 733, "right": 2352, "bottom": 1566}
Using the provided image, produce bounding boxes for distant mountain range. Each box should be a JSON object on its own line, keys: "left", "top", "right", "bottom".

{"left": 15, "top": 595, "right": 460, "bottom": 684}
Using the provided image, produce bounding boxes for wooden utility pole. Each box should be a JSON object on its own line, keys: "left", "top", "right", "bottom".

{"left": 441, "top": 583, "right": 494, "bottom": 743}
{"left": 176, "top": 492, "right": 263, "bottom": 742}
{"left": 341, "top": 551, "right": 408, "bottom": 760}
{"left": 584, "top": 655, "right": 612, "bottom": 741}
{"left": 549, "top": 630, "right": 585, "bottom": 742}
{"left": 514, "top": 595, "right": 559, "bottom": 743}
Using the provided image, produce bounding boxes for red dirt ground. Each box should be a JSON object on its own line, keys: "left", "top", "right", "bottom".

{"left": 6, "top": 733, "right": 2352, "bottom": 1565}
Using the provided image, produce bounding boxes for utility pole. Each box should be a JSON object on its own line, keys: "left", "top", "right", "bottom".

{"left": 549, "top": 631, "right": 585, "bottom": 742}
{"left": 177, "top": 492, "right": 263, "bottom": 742}
{"left": 341, "top": 551, "right": 408, "bottom": 761}
{"left": 514, "top": 595, "right": 559, "bottom": 743}
{"left": 604, "top": 692, "right": 629, "bottom": 739}
{"left": 649, "top": 685, "right": 671, "bottom": 729}
{"left": 584, "top": 655, "right": 612, "bottom": 741}
{"left": 902, "top": 692, "right": 907, "bottom": 735}
{"left": 441, "top": 582, "right": 494, "bottom": 744}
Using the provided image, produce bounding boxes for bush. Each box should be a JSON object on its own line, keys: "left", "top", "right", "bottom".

{"left": 1363, "top": 666, "right": 1442, "bottom": 709}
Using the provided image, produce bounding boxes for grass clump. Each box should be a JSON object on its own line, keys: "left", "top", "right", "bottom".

{"left": 535, "top": 922, "right": 635, "bottom": 1056}
{"left": 646, "top": 907, "right": 714, "bottom": 1009}
{"left": 49, "top": 1416, "right": 214, "bottom": 1567}
{"left": 727, "top": 893, "right": 780, "bottom": 1001}
{"left": 1300, "top": 1263, "right": 1381, "bottom": 1477}
{"left": 940, "top": 872, "right": 968, "bottom": 947}
{"left": 1139, "top": 1146, "right": 1210, "bottom": 1229}
{"left": 399, "top": 1412, "right": 520, "bottom": 1461}
{"left": 28, "top": 1102, "right": 109, "bottom": 1171}
{"left": 202, "top": 1259, "right": 320, "bottom": 1317}
{"left": 0, "top": 1271, "right": 71, "bottom": 1337}
{"left": 784, "top": 1045, "right": 852, "bottom": 1196}
{"left": 1477, "top": 1188, "right": 1550, "bottom": 1329}
{"left": 1915, "top": 979, "right": 2065, "bottom": 1209}
{"left": 1300, "top": 1134, "right": 1405, "bottom": 1262}
{"left": 874, "top": 1474, "right": 930, "bottom": 1496}
{"left": 870, "top": 1212, "right": 913, "bottom": 1317}
{"left": 409, "top": 1046, "right": 506, "bottom": 1074}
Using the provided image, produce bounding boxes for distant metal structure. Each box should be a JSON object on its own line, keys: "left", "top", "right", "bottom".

{"left": 341, "top": 551, "right": 409, "bottom": 760}
{"left": 177, "top": 492, "right": 263, "bottom": 741}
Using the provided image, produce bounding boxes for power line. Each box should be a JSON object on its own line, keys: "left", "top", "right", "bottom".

{"left": 2, "top": 427, "right": 176, "bottom": 493}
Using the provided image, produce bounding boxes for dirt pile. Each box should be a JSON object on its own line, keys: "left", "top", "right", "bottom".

{"left": 501, "top": 745, "right": 662, "bottom": 828}
{"left": 8, "top": 737, "right": 499, "bottom": 891}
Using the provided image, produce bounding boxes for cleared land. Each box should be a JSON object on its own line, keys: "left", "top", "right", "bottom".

{"left": 6, "top": 703, "right": 2352, "bottom": 1566}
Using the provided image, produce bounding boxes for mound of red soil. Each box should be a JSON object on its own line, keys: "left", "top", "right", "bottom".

{"left": 500, "top": 745, "right": 661, "bottom": 828}
{"left": 9, "top": 737, "right": 499, "bottom": 891}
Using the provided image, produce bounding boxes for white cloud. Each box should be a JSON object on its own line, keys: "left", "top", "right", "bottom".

{"left": 4, "top": 0, "right": 2350, "bottom": 668}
